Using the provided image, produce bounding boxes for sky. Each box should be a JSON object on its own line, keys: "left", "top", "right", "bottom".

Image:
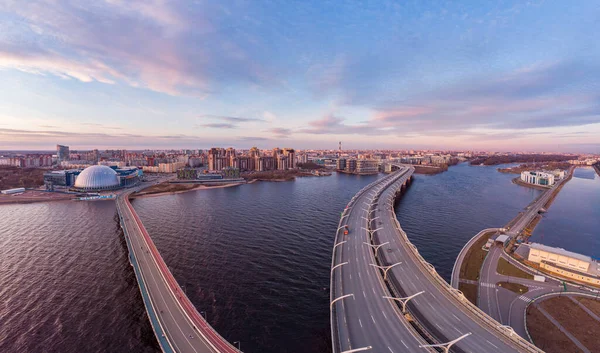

{"left": 0, "top": 0, "right": 599, "bottom": 152}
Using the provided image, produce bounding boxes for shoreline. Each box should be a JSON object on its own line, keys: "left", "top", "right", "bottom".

{"left": 512, "top": 177, "right": 551, "bottom": 190}
{"left": 131, "top": 182, "right": 243, "bottom": 198}
{"left": 452, "top": 167, "right": 575, "bottom": 290}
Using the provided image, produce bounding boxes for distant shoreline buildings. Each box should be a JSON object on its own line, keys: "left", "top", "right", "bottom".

{"left": 520, "top": 170, "right": 566, "bottom": 187}
{"left": 207, "top": 147, "right": 296, "bottom": 172}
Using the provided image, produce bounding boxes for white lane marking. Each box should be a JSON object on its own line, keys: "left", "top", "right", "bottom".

{"left": 452, "top": 314, "right": 460, "bottom": 321}
{"left": 359, "top": 319, "right": 363, "bottom": 328}
{"left": 487, "top": 340, "right": 499, "bottom": 349}
{"left": 436, "top": 323, "right": 442, "bottom": 329}
{"left": 363, "top": 290, "right": 366, "bottom": 298}
{"left": 349, "top": 273, "right": 352, "bottom": 280}
{"left": 382, "top": 311, "right": 387, "bottom": 319}
{"left": 358, "top": 272, "right": 361, "bottom": 279}
{"left": 388, "top": 346, "right": 394, "bottom": 353}
{"left": 371, "top": 315, "right": 375, "bottom": 323}
{"left": 401, "top": 340, "right": 408, "bottom": 348}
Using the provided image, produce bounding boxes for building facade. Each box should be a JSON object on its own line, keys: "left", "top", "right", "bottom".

{"left": 520, "top": 171, "right": 555, "bottom": 186}
{"left": 57, "top": 144, "right": 70, "bottom": 162}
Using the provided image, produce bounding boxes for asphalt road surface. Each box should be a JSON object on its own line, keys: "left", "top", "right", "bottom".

{"left": 332, "top": 166, "right": 538, "bottom": 353}
{"left": 117, "top": 189, "right": 239, "bottom": 353}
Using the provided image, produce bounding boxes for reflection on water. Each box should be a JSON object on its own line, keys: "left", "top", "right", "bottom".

{"left": 2, "top": 164, "right": 595, "bottom": 352}
{"left": 530, "top": 167, "right": 600, "bottom": 258}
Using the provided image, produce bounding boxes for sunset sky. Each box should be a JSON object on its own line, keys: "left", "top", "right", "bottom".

{"left": 1, "top": 1, "right": 599, "bottom": 152}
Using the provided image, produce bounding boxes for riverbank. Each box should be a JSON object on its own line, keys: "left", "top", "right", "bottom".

{"left": 498, "top": 162, "right": 570, "bottom": 174}
{"left": 0, "top": 189, "right": 76, "bottom": 204}
{"left": 413, "top": 165, "right": 448, "bottom": 175}
{"left": 512, "top": 177, "right": 550, "bottom": 190}
{"left": 335, "top": 169, "right": 378, "bottom": 176}
{"left": 131, "top": 181, "right": 243, "bottom": 198}
{"left": 243, "top": 169, "right": 330, "bottom": 181}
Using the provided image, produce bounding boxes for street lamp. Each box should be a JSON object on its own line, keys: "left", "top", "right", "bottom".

{"left": 331, "top": 262, "right": 348, "bottom": 273}
{"left": 419, "top": 333, "right": 472, "bottom": 353}
{"left": 363, "top": 242, "right": 389, "bottom": 257}
{"left": 370, "top": 262, "right": 402, "bottom": 280}
{"left": 341, "top": 347, "right": 372, "bottom": 353}
{"left": 330, "top": 294, "right": 354, "bottom": 309}
{"left": 383, "top": 291, "right": 425, "bottom": 313}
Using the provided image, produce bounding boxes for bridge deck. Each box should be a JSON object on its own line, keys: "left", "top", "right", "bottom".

{"left": 117, "top": 191, "right": 239, "bottom": 353}
{"left": 331, "top": 166, "right": 542, "bottom": 353}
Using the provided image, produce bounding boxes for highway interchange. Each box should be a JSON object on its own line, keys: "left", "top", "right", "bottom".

{"left": 331, "top": 166, "right": 541, "bottom": 353}
{"left": 453, "top": 166, "right": 594, "bottom": 340}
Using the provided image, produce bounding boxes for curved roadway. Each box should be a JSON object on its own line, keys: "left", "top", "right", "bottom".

{"left": 331, "top": 166, "right": 542, "bottom": 353}
{"left": 117, "top": 190, "right": 239, "bottom": 353}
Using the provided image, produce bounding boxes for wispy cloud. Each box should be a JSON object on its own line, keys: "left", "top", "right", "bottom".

{"left": 236, "top": 136, "right": 270, "bottom": 141}
{"left": 300, "top": 114, "right": 393, "bottom": 136}
{"left": 267, "top": 127, "right": 292, "bottom": 137}
{"left": 197, "top": 123, "right": 236, "bottom": 129}
{"left": 199, "top": 114, "right": 264, "bottom": 123}
{"left": 0, "top": 1, "right": 279, "bottom": 96}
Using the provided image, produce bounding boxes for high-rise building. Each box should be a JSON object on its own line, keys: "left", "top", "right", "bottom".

{"left": 282, "top": 148, "right": 296, "bottom": 169}
{"left": 208, "top": 148, "right": 227, "bottom": 171}
{"left": 57, "top": 144, "right": 70, "bottom": 162}
{"left": 346, "top": 159, "right": 357, "bottom": 173}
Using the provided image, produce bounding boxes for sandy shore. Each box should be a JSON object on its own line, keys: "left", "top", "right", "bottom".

{"left": 130, "top": 182, "right": 243, "bottom": 198}
{"left": 0, "top": 190, "right": 77, "bottom": 205}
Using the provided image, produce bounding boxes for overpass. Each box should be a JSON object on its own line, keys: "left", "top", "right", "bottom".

{"left": 117, "top": 189, "right": 240, "bottom": 353}
{"left": 330, "top": 166, "right": 543, "bottom": 353}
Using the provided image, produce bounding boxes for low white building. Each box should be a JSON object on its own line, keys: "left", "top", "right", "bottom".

{"left": 520, "top": 171, "right": 555, "bottom": 186}
{"left": 1, "top": 187, "right": 25, "bottom": 194}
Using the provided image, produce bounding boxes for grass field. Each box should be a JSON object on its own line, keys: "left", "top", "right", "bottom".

{"left": 459, "top": 231, "right": 496, "bottom": 281}
{"left": 540, "top": 296, "right": 600, "bottom": 352}
{"left": 497, "top": 257, "right": 534, "bottom": 280}
{"left": 577, "top": 297, "right": 600, "bottom": 317}
{"left": 497, "top": 281, "right": 528, "bottom": 294}
{"left": 458, "top": 282, "right": 478, "bottom": 305}
{"left": 527, "top": 305, "right": 580, "bottom": 353}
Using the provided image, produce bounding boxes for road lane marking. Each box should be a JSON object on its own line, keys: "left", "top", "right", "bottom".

{"left": 382, "top": 311, "right": 387, "bottom": 319}
{"left": 359, "top": 319, "right": 363, "bottom": 328}
{"left": 401, "top": 340, "right": 408, "bottom": 348}
{"left": 371, "top": 315, "right": 375, "bottom": 323}
{"left": 388, "top": 346, "right": 394, "bottom": 352}
{"left": 487, "top": 340, "right": 499, "bottom": 349}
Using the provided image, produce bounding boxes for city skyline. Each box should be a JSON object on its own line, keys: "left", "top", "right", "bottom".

{"left": 1, "top": 1, "right": 600, "bottom": 152}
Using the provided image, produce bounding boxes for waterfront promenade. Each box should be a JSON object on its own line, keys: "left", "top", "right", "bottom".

{"left": 117, "top": 188, "right": 240, "bottom": 353}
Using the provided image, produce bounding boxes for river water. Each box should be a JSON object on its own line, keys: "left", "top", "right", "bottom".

{"left": 530, "top": 167, "right": 600, "bottom": 258}
{"left": 2, "top": 163, "right": 594, "bottom": 353}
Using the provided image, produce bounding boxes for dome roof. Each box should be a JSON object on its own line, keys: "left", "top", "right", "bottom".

{"left": 74, "top": 165, "right": 120, "bottom": 190}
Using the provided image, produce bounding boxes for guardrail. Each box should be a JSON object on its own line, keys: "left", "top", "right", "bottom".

{"left": 330, "top": 169, "right": 406, "bottom": 352}
{"left": 450, "top": 228, "right": 501, "bottom": 288}
{"left": 383, "top": 182, "right": 545, "bottom": 352}
{"left": 120, "top": 194, "right": 240, "bottom": 353}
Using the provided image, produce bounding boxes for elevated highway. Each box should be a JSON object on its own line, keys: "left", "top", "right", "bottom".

{"left": 331, "top": 166, "right": 543, "bottom": 353}
{"left": 117, "top": 189, "right": 240, "bottom": 353}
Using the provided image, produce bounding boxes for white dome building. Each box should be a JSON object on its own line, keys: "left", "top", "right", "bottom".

{"left": 74, "top": 165, "right": 120, "bottom": 191}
